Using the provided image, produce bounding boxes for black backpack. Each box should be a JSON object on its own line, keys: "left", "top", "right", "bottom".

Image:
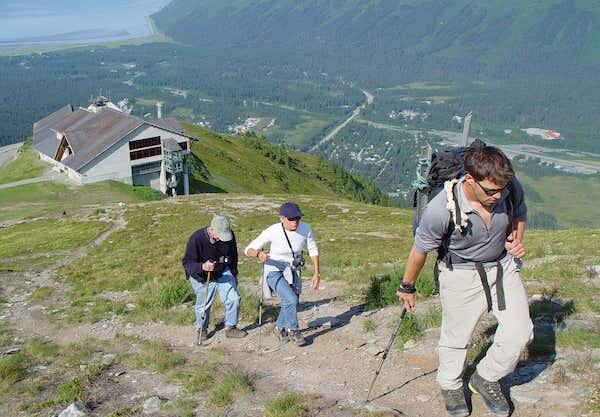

{"left": 411, "top": 140, "right": 517, "bottom": 295}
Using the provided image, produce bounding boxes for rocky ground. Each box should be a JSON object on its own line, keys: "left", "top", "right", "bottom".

{"left": 1, "top": 212, "right": 599, "bottom": 417}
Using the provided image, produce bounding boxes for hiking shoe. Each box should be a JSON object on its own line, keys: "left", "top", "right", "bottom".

{"left": 225, "top": 325, "right": 247, "bottom": 338}
{"left": 468, "top": 371, "right": 509, "bottom": 417}
{"left": 274, "top": 326, "right": 289, "bottom": 343}
{"left": 441, "top": 388, "right": 469, "bottom": 417}
{"left": 287, "top": 329, "right": 308, "bottom": 346}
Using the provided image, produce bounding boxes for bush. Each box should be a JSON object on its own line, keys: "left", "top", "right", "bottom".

{"left": 153, "top": 278, "right": 194, "bottom": 308}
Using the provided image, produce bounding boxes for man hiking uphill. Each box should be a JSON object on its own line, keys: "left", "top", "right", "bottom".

{"left": 183, "top": 215, "right": 247, "bottom": 342}
{"left": 397, "top": 146, "right": 533, "bottom": 417}
{"left": 245, "top": 202, "right": 320, "bottom": 347}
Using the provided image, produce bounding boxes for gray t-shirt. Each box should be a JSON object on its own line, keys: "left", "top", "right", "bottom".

{"left": 414, "top": 177, "right": 526, "bottom": 265}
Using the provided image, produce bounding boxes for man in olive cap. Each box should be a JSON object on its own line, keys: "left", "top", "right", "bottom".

{"left": 183, "top": 215, "right": 247, "bottom": 341}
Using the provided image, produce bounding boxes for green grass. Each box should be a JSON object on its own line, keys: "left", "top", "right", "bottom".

{"left": 169, "top": 363, "right": 216, "bottom": 393}
{"left": 0, "top": 255, "right": 64, "bottom": 272}
{"left": 393, "top": 306, "right": 442, "bottom": 349}
{"left": 0, "top": 180, "right": 164, "bottom": 222}
{"left": 27, "top": 286, "right": 54, "bottom": 302}
{"left": 209, "top": 370, "right": 253, "bottom": 407}
{"left": 556, "top": 328, "right": 600, "bottom": 349}
{"left": 0, "top": 140, "right": 47, "bottom": 185}
{"left": 119, "top": 340, "right": 184, "bottom": 372}
{"left": 264, "top": 393, "right": 306, "bottom": 417}
{"left": 57, "top": 195, "right": 409, "bottom": 324}
{"left": 0, "top": 218, "right": 108, "bottom": 258}
{"left": 0, "top": 353, "right": 27, "bottom": 387}
{"left": 365, "top": 268, "right": 436, "bottom": 310}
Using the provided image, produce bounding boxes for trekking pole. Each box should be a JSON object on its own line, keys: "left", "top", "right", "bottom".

{"left": 257, "top": 263, "right": 264, "bottom": 354}
{"left": 196, "top": 269, "right": 212, "bottom": 346}
{"left": 365, "top": 307, "right": 408, "bottom": 402}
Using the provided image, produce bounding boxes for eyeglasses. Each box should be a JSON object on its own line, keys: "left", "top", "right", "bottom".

{"left": 475, "top": 180, "right": 506, "bottom": 196}
{"left": 286, "top": 217, "right": 301, "bottom": 222}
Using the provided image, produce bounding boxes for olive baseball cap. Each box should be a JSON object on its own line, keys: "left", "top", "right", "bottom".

{"left": 210, "top": 215, "right": 233, "bottom": 241}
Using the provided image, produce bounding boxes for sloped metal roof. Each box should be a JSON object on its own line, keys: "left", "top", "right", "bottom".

{"left": 162, "top": 137, "right": 183, "bottom": 152}
{"left": 32, "top": 105, "right": 195, "bottom": 173}
{"left": 62, "top": 109, "right": 144, "bottom": 171}
{"left": 33, "top": 104, "right": 73, "bottom": 134}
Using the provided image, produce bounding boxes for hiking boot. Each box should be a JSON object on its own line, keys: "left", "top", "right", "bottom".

{"left": 287, "top": 329, "right": 308, "bottom": 346}
{"left": 468, "top": 371, "right": 509, "bottom": 417}
{"left": 225, "top": 325, "right": 247, "bottom": 338}
{"left": 441, "top": 388, "right": 469, "bottom": 417}
{"left": 274, "top": 326, "right": 289, "bottom": 343}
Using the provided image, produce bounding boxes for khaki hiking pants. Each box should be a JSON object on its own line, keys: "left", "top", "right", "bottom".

{"left": 436, "top": 257, "right": 534, "bottom": 390}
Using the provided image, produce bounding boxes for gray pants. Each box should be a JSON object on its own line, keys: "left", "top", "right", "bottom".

{"left": 436, "top": 257, "right": 534, "bottom": 390}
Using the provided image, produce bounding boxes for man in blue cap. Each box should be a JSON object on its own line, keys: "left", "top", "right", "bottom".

{"left": 245, "top": 201, "right": 320, "bottom": 346}
{"left": 183, "top": 215, "right": 247, "bottom": 341}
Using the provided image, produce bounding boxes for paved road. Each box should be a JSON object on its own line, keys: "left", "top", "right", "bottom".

{"left": 309, "top": 89, "right": 373, "bottom": 153}
{"left": 352, "top": 122, "right": 599, "bottom": 175}
{"left": 0, "top": 142, "right": 23, "bottom": 167}
{"left": 432, "top": 130, "right": 600, "bottom": 175}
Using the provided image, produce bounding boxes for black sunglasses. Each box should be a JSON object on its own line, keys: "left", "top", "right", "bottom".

{"left": 475, "top": 180, "right": 506, "bottom": 196}
{"left": 286, "top": 216, "right": 301, "bottom": 221}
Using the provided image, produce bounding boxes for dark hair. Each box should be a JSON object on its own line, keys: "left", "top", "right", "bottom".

{"left": 464, "top": 146, "right": 514, "bottom": 184}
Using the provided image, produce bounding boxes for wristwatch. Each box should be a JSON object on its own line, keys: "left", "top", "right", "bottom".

{"left": 397, "top": 281, "right": 416, "bottom": 294}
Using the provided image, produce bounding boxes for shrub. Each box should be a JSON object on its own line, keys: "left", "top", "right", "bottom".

{"left": 153, "top": 278, "right": 194, "bottom": 308}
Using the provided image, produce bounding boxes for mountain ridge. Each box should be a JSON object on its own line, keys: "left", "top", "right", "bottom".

{"left": 153, "top": 0, "right": 600, "bottom": 83}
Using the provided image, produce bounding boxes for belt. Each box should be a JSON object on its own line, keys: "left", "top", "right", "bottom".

{"left": 440, "top": 251, "right": 507, "bottom": 312}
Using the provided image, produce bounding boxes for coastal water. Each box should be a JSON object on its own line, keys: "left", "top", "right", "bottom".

{"left": 0, "top": 0, "right": 171, "bottom": 46}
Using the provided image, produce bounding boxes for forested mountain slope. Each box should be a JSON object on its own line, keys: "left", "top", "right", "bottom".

{"left": 154, "top": 0, "right": 600, "bottom": 83}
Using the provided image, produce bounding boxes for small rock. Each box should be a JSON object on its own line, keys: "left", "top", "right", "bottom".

{"left": 101, "top": 353, "right": 116, "bottom": 366}
{"left": 403, "top": 339, "right": 417, "bottom": 349}
{"left": 2, "top": 347, "right": 20, "bottom": 355}
{"left": 416, "top": 394, "right": 431, "bottom": 402}
{"left": 283, "top": 356, "right": 296, "bottom": 361}
{"left": 529, "top": 294, "right": 544, "bottom": 303}
{"left": 126, "top": 303, "right": 136, "bottom": 312}
{"left": 586, "top": 265, "right": 600, "bottom": 275}
{"left": 58, "top": 403, "right": 87, "bottom": 417}
{"left": 511, "top": 390, "right": 541, "bottom": 404}
{"left": 113, "top": 371, "right": 126, "bottom": 377}
{"left": 143, "top": 396, "right": 163, "bottom": 414}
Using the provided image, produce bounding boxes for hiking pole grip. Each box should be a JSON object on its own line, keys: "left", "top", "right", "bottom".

{"left": 197, "top": 270, "right": 212, "bottom": 346}
{"left": 365, "top": 307, "right": 408, "bottom": 402}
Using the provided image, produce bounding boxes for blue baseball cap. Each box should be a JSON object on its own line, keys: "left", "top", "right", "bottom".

{"left": 279, "top": 202, "right": 304, "bottom": 219}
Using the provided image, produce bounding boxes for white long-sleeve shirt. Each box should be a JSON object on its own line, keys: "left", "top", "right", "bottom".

{"left": 245, "top": 221, "right": 318, "bottom": 297}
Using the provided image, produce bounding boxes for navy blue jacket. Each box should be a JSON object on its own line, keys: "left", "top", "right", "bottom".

{"left": 182, "top": 227, "right": 238, "bottom": 281}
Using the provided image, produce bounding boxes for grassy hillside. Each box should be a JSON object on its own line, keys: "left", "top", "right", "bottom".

{"left": 183, "top": 124, "right": 388, "bottom": 205}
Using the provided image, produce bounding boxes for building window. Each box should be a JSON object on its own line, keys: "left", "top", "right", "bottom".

{"left": 179, "top": 142, "right": 188, "bottom": 150}
{"left": 130, "top": 146, "right": 162, "bottom": 160}
{"left": 132, "top": 161, "right": 162, "bottom": 176}
{"left": 129, "top": 136, "right": 161, "bottom": 150}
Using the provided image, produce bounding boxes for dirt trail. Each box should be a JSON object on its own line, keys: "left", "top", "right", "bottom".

{"left": 1, "top": 212, "right": 597, "bottom": 417}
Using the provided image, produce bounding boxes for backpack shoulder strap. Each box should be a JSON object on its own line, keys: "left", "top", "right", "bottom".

{"left": 505, "top": 180, "right": 516, "bottom": 237}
